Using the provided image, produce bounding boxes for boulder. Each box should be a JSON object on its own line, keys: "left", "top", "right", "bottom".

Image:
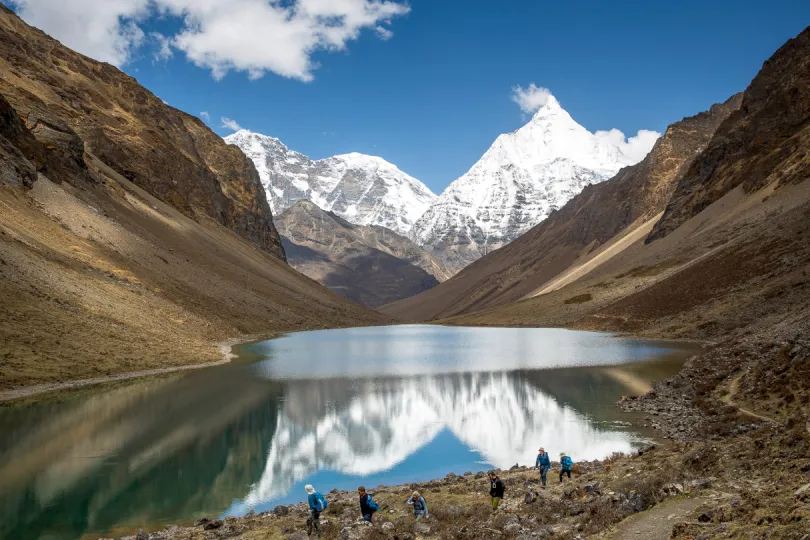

{"left": 382, "top": 522, "right": 395, "bottom": 532}
{"left": 503, "top": 522, "right": 522, "bottom": 534}
{"left": 524, "top": 490, "right": 537, "bottom": 505}
{"left": 135, "top": 531, "right": 149, "bottom": 540}
{"left": 193, "top": 518, "right": 210, "bottom": 527}
{"left": 273, "top": 505, "right": 290, "bottom": 516}
{"left": 414, "top": 522, "right": 432, "bottom": 535}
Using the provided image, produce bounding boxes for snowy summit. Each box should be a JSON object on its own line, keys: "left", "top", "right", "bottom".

{"left": 225, "top": 130, "right": 436, "bottom": 237}
{"left": 411, "top": 93, "right": 659, "bottom": 271}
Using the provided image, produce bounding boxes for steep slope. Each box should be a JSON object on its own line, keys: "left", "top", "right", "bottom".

{"left": 648, "top": 27, "right": 810, "bottom": 242}
{"left": 276, "top": 201, "right": 441, "bottom": 307}
{"left": 0, "top": 8, "right": 386, "bottom": 392}
{"left": 225, "top": 130, "right": 436, "bottom": 237}
{"left": 0, "top": 5, "right": 284, "bottom": 259}
{"left": 382, "top": 94, "right": 742, "bottom": 322}
{"left": 410, "top": 95, "right": 656, "bottom": 272}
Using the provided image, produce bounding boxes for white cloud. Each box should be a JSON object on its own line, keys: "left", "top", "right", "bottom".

{"left": 375, "top": 25, "right": 393, "bottom": 40}
{"left": 595, "top": 128, "right": 661, "bottom": 162}
{"left": 151, "top": 31, "right": 173, "bottom": 61}
{"left": 220, "top": 117, "right": 242, "bottom": 131}
{"left": 200, "top": 111, "right": 210, "bottom": 122}
{"left": 10, "top": 0, "right": 409, "bottom": 81}
{"left": 511, "top": 84, "right": 552, "bottom": 114}
{"left": 9, "top": 0, "right": 149, "bottom": 65}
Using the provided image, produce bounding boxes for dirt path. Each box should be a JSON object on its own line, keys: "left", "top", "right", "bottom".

{"left": 721, "top": 372, "right": 775, "bottom": 422}
{"left": 0, "top": 339, "right": 242, "bottom": 403}
{"left": 602, "top": 496, "right": 706, "bottom": 540}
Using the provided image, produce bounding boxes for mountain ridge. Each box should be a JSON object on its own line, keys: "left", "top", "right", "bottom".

{"left": 225, "top": 129, "right": 436, "bottom": 237}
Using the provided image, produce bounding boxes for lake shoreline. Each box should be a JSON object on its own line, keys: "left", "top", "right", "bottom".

{"left": 0, "top": 335, "right": 270, "bottom": 403}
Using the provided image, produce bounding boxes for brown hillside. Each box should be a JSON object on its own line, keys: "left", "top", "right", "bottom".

{"left": 0, "top": 11, "right": 387, "bottom": 393}
{"left": 0, "top": 4, "right": 284, "bottom": 258}
{"left": 277, "top": 200, "right": 441, "bottom": 307}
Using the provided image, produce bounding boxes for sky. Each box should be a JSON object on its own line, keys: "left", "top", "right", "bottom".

{"left": 5, "top": 0, "right": 810, "bottom": 195}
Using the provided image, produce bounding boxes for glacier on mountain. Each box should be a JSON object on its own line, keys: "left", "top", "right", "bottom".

{"left": 225, "top": 130, "right": 436, "bottom": 237}
{"left": 411, "top": 94, "right": 659, "bottom": 271}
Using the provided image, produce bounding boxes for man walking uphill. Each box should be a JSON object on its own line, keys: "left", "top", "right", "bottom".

{"left": 488, "top": 471, "right": 505, "bottom": 512}
{"left": 305, "top": 484, "right": 327, "bottom": 538}
{"left": 535, "top": 447, "right": 551, "bottom": 487}
{"left": 358, "top": 486, "right": 379, "bottom": 523}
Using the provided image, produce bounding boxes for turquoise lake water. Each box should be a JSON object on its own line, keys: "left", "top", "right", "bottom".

{"left": 0, "top": 325, "right": 698, "bottom": 539}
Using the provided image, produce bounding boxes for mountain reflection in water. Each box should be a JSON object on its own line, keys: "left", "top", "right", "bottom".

{"left": 0, "top": 326, "right": 696, "bottom": 540}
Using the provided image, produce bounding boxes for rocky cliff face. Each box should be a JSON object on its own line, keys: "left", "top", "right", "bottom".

{"left": 0, "top": 4, "right": 284, "bottom": 259}
{"left": 277, "top": 201, "right": 442, "bottom": 307}
{"left": 381, "top": 95, "right": 742, "bottom": 321}
{"left": 648, "top": 26, "right": 810, "bottom": 242}
{"left": 410, "top": 95, "right": 657, "bottom": 273}
{"left": 225, "top": 130, "right": 436, "bottom": 237}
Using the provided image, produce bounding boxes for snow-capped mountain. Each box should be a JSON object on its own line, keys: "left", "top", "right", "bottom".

{"left": 225, "top": 130, "right": 436, "bottom": 237}
{"left": 411, "top": 95, "right": 657, "bottom": 271}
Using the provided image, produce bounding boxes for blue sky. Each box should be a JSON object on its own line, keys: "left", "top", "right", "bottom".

{"left": 7, "top": 0, "right": 810, "bottom": 194}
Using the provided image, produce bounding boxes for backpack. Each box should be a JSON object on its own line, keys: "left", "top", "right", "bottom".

{"left": 562, "top": 456, "right": 574, "bottom": 469}
{"left": 367, "top": 495, "right": 380, "bottom": 512}
{"left": 316, "top": 493, "right": 328, "bottom": 510}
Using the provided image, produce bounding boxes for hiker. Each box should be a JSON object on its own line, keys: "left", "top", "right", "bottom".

{"left": 488, "top": 471, "right": 505, "bottom": 512}
{"left": 358, "top": 486, "right": 379, "bottom": 523}
{"left": 535, "top": 447, "right": 551, "bottom": 487}
{"left": 305, "top": 484, "right": 327, "bottom": 538}
{"left": 559, "top": 452, "right": 574, "bottom": 482}
{"left": 406, "top": 490, "right": 429, "bottom": 520}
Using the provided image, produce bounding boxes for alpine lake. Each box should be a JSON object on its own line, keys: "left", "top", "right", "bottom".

{"left": 0, "top": 325, "right": 700, "bottom": 539}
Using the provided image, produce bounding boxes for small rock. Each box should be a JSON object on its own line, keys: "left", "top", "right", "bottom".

{"left": 524, "top": 490, "right": 537, "bottom": 504}
{"left": 583, "top": 481, "right": 602, "bottom": 495}
{"left": 203, "top": 520, "right": 223, "bottom": 530}
{"left": 135, "top": 530, "right": 149, "bottom": 540}
{"left": 796, "top": 483, "right": 810, "bottom": 500}
{"left": 661, "top": 483, "right": 684, "bottom": 497}
{"left": 504, "top": 522, "right": 522, "bottom": 534}
{"left": 246, "top": 509, "right": 256, "bottom": 518}
{"left": 382, "top": 522, "right": 395, "bottom": 532}
{"left": 414, "top": 522, "right": 431, "bottom": 534}
{"left": 637, "top": 444, "right": 656, "bottom": 455}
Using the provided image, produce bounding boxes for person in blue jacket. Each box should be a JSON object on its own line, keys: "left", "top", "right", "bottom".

{"left": 358, "top": 486, "right": 380, "bottom": 523}
{"left": 407, "top": 491, "right": 429, "bottom": 520}
{"left": 305, "top": 484, "right": 327, "bottom": 537}
{"left": 535, "top": 447, "right": 551, "bottom": 488}
{"left": 559, "top": 452, "right": 574, "bottom": 483}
